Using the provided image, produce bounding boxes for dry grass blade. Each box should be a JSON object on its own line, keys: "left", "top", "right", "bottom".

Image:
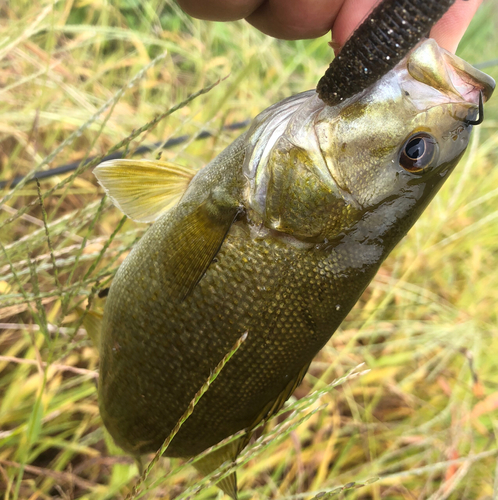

{"left": 0, "top": 459, "right": 98, "bottom": 492}
{"left": 0, "top": 355, "right": 98, "bottom": 379}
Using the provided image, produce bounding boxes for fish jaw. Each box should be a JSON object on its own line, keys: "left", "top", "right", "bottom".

{"left": 406, "top": 38, "right": 495, "bottom": 106}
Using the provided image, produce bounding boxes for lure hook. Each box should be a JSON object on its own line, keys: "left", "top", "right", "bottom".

{"left": 465, "top": 91, "right": 484, "bottom": 126}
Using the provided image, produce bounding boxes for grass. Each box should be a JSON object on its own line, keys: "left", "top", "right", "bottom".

{"left": 1, "top": 0, "right": 498, "bottom": 499}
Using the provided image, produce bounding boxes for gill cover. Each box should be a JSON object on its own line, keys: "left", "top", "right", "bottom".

{"left": 243, "top": 91, "right": 354, "bottom": 239}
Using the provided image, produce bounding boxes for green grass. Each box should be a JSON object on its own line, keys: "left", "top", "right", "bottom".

{"left": 1, "top": 1, "right": 498, "bottom": 499}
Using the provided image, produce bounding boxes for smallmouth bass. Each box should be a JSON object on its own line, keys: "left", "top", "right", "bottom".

{"left": 93, "top": 5, "right": 495, "bottom": 498}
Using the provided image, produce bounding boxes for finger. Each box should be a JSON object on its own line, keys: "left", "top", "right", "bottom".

{"left": 430, "top": 0, "right": 483, "bottom": 53}
{"left": 246, "top": 0, "right": 346, "bottom": 40}
{"left": 330, "top": 0, "right": 382, "bottom": 48}
{"left": 176, "top": 0, "right": 264, "bottom": 21}
{"left": 331, "top": 0, "right": 481, "bottom": 54}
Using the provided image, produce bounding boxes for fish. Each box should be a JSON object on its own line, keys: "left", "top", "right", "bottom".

{"left": 92, "top": 2, "right": 495, "bottom": 498}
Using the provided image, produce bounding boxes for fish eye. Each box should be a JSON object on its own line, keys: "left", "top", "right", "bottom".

{"left": 399, "top": 133, "right": 437, "bottom": 172}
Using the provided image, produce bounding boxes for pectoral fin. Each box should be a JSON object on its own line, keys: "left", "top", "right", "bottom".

{"left": 93, "top": 159, "right": 196, "bottom": 222}
{"left": 165, "top": 197, "right": 241, "bottom": 301}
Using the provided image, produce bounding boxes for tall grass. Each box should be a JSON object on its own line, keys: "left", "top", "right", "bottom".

{"left": 1, "top": 1, "right": 498, "bottom": 499}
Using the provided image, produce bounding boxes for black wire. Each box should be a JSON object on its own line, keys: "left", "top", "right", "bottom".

{"left": 0, "top": 120, "right": 251, "bottom": 189}
{"left": 474, "top": 58, "right": 498, "bottom": 70}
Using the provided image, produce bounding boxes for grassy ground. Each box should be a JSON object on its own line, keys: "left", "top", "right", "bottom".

{"left": 1, "top": 1, "right": 498, "bottom": 499}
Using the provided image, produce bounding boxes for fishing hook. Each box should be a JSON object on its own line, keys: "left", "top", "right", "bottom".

{"left": 465, "top": 91, "right": 484, "bottom": 126}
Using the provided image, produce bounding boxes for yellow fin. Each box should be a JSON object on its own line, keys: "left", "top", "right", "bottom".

{"left": 76, "top": 307, "right": 103, "bottom": 347}
{"left": 164, "top": 199, "right": 240, "bottom": 300}
{"left": 93, "top": 159, "right": 196, "bottom": 222}
{"left": 194, "top": 438, "right": 244, "bottom": 499}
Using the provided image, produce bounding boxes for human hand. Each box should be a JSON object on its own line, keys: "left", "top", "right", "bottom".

{"left": 176, "top": 0, "right": 482, "bottom": 53}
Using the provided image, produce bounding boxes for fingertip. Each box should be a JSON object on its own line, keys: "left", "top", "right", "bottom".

{"left": 331, "top": 0, "right": 382, "bottom": 48}
{"left": 429, "top": 0, "right": 483, "bottom": 53}
{"left": 246, "top": 0, "right": 342, "bottom": 40}
{"left": 331, "top": 0, "right": 482, "bottom": 55}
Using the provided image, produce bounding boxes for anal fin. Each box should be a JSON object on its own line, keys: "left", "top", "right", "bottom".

{"left": 194, "top": 437, "right": 245, "bottom": 499}
{"left": 193, "top": 363, "right": 311, "bottom": 498}
{"left": 248, "top": 360, "right": 312, "bottom": 430}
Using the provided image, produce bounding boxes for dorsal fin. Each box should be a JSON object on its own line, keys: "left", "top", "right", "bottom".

{"left": 93, "top": 159, "right": 196, "bottom": 222}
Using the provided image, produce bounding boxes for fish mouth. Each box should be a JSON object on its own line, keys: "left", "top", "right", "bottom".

{"left": 441, "top": 49, "right": 495, "bottom": 104}
{"left": 407, "top": 39, "right": 495, "bottom": 119}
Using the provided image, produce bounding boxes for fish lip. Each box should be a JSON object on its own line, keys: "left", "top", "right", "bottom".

{"left": 407, "top": 39, "right": 495, "bottom": 108}
{"left": 422, "top": 100, "right": 482, "bottom": 126}
{"left": 441, "top": 49, "right": 495, "bottom": 104}
{"left": 403, "top": 39, "right": 494, "bottom": 128}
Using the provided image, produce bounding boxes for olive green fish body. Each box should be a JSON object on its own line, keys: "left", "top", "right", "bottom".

{"left": 95, "top": 38, "right": 494, "bottom": 493}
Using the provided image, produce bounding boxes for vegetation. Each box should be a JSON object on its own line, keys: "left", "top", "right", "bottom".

{"left": 1, "top": 1, "right": 498, "bottom": 498}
